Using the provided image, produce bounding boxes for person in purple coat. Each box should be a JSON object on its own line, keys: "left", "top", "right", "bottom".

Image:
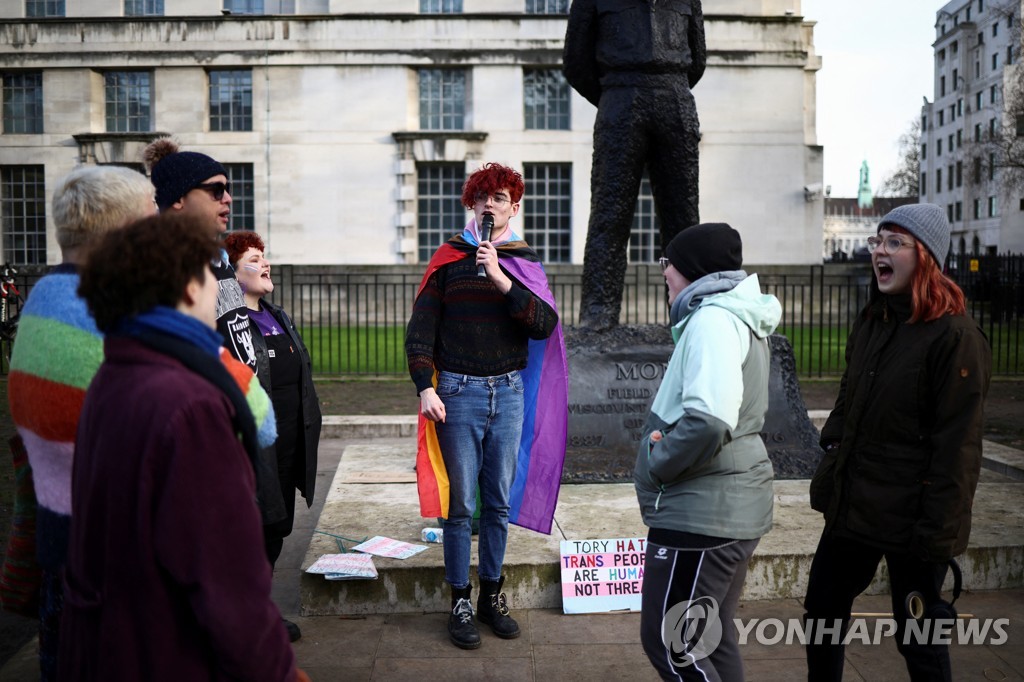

{"left": 59, "top": 213, "right": 308, "bottom": 682}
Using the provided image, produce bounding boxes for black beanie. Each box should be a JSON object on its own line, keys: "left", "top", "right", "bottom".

{"left": 144, "top": 137, "right": 227, "bottom": 211}
{"left": 664, "top": 223, "right": 743, "bottom": 282}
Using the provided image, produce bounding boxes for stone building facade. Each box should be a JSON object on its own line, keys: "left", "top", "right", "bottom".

{"left": 0, "top": 0, "right": 823, "bottom": 266}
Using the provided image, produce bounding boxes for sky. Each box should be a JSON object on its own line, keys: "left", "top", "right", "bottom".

{"left": 801, "top": 0, "right": 940, "bottom": 197}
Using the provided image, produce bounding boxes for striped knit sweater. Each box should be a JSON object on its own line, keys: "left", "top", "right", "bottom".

{"left": 7, "top": 266, "right": 276, "bottom": 570}
{"left": 405, "top": 255, "right": 558, "bottom": 394}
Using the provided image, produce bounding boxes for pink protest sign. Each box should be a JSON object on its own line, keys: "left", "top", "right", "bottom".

{"left": 559, "top": 537, "right": 647, "bottom": 614}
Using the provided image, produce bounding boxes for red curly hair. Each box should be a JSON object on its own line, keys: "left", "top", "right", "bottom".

{"left": 460, "top": 163, "right": 525, "bottom": 209}
{"left": 223, "top": 231, "right": 266, "bottom": 268}
{"left": 885, "top": 225, "right": 966, "bottom": 323}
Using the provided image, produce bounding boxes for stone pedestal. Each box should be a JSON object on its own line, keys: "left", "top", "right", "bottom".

{"left": 563, "top": 326, "right": 822, "bottom": 482}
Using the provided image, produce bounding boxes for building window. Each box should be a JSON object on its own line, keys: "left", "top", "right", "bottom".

{"left": 209, "top": 70, "right": 252, "bottom": 132}
{"left": 979, "top": 0, "right": 984, "bottom": 12}
{"left": 940, "top": 76, "right": 946, "bottom": 98}
{"left": 1009, "top": 46, "right": 1014, "bottom": 66}
{"left": 2, "top": 72, "right": 43, "bottom": 134}
{"left": 921, "top": 172, "right": 927, "bottom": 192}
{"left": 953, "top": 69, "right": 959, "bottom": 89}
{"left": 955, "top": 201, "right": 962, "bottom": 221}
{"left": 922, "top": 114, "right": 927, "bottom": 130}
{"left": 124, "top": 0, "right": 163, "bottom": 14}
{"left": 523, "top": 68, "right": 569, "bottom": 130}
{"left": 976, "top": 91, "right": 983, "bottom": 110}
{"left": 957, "top": 161, "right": 963, "bottom": 187}
{"left": 104, "top": 71, "right": 151, "bottom": 132}
{"left": 223, "top": 163, "right": 254, "bottom": 232}
{"left": 988, "top": 195, "right": 998, "bottom": 217}
{"left": 993, "top": 53, "right": 999, "bottom": 71}
{"left": 26, "top": 0, "right": 64, "bottom": 16}
{"left": 938, "top": 110, "right": 945, "bottom": 126}
{"left": 1017, "top": 115, "right": 1024, "bottom": 136}
{"left": 224, "top": 0, "right": 264, "bottom": 12}
{"left": 975, "top": 122, "right": 982, "bottom": 141}
{"left": 948, "top": 165, "right": 954, "bottom": 191}
{"left": 416, "top": 164, "right": 463, "bottom": 262}
{"left": 921, "top": 143, "right": 927, "bottom": 160}
{"left": 993, "top": 22, "right": 998, "bottom": 37}
{"left": 523, "top": 163, "right": 571, "bottom": 263}
{"left": 628, "top": 173, "right": 660, "bottom": 264}
{"left": 937, "top": 138, "right": 943, "bottom": 156}
{"left": 975, "top": 61, "right": 981, "bottom": 77}
{"left": 957, "top": 98, "right": 963, "bottom": 115}
{"left": 419, "top": 69, "right": 466, "bottom": 131}
{"left": 974, "top": 198, "right": 981, "bottom": 219}
{"left": 420, "top": 0, "right": 461, "bottom": 11}
{"left": 0, "top": 165, "right": 46, "bottom": 266}
{"left": 525, "top": 0, "right": 568, "bottom": 12}
{"left": 990, "top": 117, "right": 996, "bottom": 135}
{"left": 973, "top": 157, "right": 982, "bottom": 183}
{"left": 936, "top": 169, "right": 943, "bottom": 193}
{"left": 991, "top": 85, "right": 998, "bottom": 103}
{"left": 949, "top": 104, "right": 955, "bottom": 122}
{"left": 957, "top": 129, "right": 962, "bottom": 148}
{"left": 948, "top": 134, "right": 954, "bottom": 152}
{"left": 947, "top": 204, "right": 954, "bottom": 222}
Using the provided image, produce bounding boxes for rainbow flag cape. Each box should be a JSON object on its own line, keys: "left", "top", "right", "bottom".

{"left": 414, "top": 230, "right": 568, "bottom": 534}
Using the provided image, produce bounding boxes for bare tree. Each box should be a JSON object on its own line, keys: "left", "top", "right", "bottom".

{"left": 879, "top": 118, "right": 921, "bottom": 197}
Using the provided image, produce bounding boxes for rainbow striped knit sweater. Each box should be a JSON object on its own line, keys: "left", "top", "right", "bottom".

{"left": 7, "top": 265, "right": 276, "bottom": 570}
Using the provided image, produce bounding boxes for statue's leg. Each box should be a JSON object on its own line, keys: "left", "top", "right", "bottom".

{"left": 579, "top": 87, "right": 648, "bottom": 330}
{"left": 647, "top": 83, "right": 701, "bottom": 254}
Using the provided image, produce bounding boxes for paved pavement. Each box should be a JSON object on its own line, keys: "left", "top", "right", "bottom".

{"left": 3, "top": 436, "right": 1023, "bottom": 681}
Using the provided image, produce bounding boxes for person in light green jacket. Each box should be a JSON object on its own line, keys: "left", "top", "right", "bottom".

{"left": 634, "top": 222, "right": 781, "bottom": 682}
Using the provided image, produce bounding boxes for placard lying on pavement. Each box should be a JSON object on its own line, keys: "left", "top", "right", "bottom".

{"left": 559, "top": 537, "right": 647, "bottom": 614}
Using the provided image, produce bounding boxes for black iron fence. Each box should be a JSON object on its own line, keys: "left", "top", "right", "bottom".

{"left": 2, "top": 258, "right": 1022, "bottom": 377}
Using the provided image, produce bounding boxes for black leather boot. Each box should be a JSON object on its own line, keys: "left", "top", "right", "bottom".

{"left": 448, "top": 585, "right": 481, "bottom": 649}
{"left": 477, "top": 576, "right": 520, "bottom": 639}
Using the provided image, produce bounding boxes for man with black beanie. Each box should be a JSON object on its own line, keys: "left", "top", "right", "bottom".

{"left": 634, "top": 222, "right": 782, "bottom": 681}
{"left": 143, "top": 137, "right": 258, "bottom": 374}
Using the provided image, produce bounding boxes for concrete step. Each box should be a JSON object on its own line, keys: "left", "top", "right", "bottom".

{"left": 300, "top": 436, "right": 1024, "bottom": 617}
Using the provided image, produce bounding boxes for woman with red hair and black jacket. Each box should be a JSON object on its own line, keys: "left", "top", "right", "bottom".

{"left": 224, "top": 230, "right": 322, "bottom": 644}
{"left": 805, "top": 203, "right": 991, "bottom": 681}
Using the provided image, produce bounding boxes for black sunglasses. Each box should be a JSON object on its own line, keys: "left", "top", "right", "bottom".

{"left": 194, "top": 181, "right": 230, "bottom": 201}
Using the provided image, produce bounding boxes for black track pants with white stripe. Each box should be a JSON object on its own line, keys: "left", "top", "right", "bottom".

{"left": 640, "top": 536, "right": 760, "bottom": 682}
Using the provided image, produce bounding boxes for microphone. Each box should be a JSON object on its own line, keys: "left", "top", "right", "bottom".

{"left": 477, "top": 214, "right": 494, "bottom": 278}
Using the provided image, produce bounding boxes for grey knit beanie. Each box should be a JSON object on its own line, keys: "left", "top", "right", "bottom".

{"left": 878, "top": 203, "right": 950, "bottom": 266}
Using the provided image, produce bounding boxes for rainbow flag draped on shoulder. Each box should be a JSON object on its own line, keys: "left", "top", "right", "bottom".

{"left": 414, "top": 226, "right": 568, "bottom": 535}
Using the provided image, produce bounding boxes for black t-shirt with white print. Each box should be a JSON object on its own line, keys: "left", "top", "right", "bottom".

{"left": 212, "top": 249, "right": 258, "bottom": 373}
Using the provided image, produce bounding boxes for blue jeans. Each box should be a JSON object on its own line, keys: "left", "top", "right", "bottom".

{"left": 435, "top": 370, "right": 525, "bottom": 588}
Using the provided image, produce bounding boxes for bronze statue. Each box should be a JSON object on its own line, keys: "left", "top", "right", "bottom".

{"left": 564, "top": 0, "right": 706, "bottom": 330}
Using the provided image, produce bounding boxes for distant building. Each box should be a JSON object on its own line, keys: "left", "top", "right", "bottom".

{"left": 920, "top": 0, "right": 1024, "bottom": 255}
{"left": 0, "top": 0, "right": 824, "bottom": 267}
{"left": 824, "top": 189, "right": 917, "bottom": 261}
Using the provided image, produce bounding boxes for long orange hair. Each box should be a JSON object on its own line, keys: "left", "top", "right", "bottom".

{"left": 886, "top": 225, "right": 966, "bottom": 323}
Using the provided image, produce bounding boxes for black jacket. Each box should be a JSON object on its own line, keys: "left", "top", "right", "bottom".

{"left": 811, "top": 294, "right": 991, "bottom": 562}
{"left": 251, "top": 300, "right": 322, "bottom": 507}
{"left": 563, "top": 0, "right": 706, "bottom": 106}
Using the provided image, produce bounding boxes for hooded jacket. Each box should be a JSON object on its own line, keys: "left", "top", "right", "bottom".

{"left": 811, "top": 293, "right": 991, "bottom": 561}
{"left": 634, "top": 272, "right": 782, "bottom": 538}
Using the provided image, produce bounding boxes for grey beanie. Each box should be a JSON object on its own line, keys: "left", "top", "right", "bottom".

{"left": 878, "top": 203, "right": 950, "bottom": 266}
